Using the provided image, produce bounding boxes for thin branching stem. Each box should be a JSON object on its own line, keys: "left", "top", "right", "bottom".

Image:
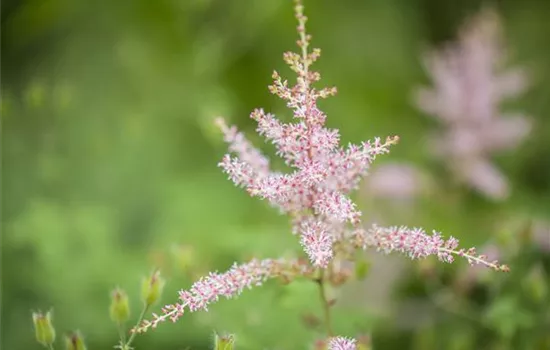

{"left": 315, "top": 269, "right": 334, "bottom": 337}
{"left": 124, "top": 304, "right": 150, "bottom": 349}
{"left": 117, "top": 321, "right": 127, "bottom": 345}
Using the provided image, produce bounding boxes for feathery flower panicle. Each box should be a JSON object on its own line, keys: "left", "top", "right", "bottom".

{"left": 364, "top": 162, "right": 429, "bottom": 200}
{"left": 133, "top": 258, "right": 313, "bottom": 333}
{"left": 356, "top": 225, "right": 509, "bottom": 271}
{"left": 415, "top": 8, "right": 531, "bottom": 200}
{"left": 138, "top": 0, "right": 509, "bottom": 334}
{"left": 217, "top": 0, "right": 398, "bottom": 268}
{"left": 328, "top": 336, "right": 357, "bottom": 350}
{"left": 217, "top": 1, "right": 505, "bottom": 272}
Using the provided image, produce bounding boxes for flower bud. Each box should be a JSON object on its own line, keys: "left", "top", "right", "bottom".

{"left": 32, "top": 310, "right": 56, "bottom": 347}
{"left": 141, "top": 270, "right": 165, "bottom": 307}
{"left": 64, "top": 331, "right": 86, "bottom": 350}
{"left": 109, "top": 288, "right": 130, "bottom": 324}
{"left": 214, "top": 333, "right": 235, "bottom": 350}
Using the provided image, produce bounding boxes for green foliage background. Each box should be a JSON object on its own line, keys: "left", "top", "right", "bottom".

{"left": 2, "top": 0, "right": 550, "bottom": 349}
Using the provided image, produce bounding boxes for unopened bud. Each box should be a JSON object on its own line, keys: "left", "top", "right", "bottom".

{"left": 214, "top": 333, "right": 235, "bottom": 350}
{"left": 141, "top": 269, "right": 165, "bottom": 306}
{"left": 64, "top": 331, "right": 86, "bottom": 350}
{"left": 32, "top": 310, "right": 56, "bottom": 347}
{"left": 109, "top": 288, "right": 130, "bottom": 323}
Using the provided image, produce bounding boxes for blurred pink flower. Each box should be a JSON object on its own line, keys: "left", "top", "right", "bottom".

{"left": 415, "top": 8, "right": 532, "bottom": 200}
{"left": 328, "top": 336, "right": 357, "bottom": 350}
{"left": 364, "top": 162, "right": 429, "bottom": 199}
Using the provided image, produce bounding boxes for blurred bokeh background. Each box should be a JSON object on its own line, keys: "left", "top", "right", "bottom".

{"left": 2, "top": 0, "right": 550, "bottom": 349}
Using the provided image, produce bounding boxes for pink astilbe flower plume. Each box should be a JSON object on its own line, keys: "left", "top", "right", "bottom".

{"left": 414, "top": 8, "right": 532, "bottom": 200}
{"left": 136, "top": 0, "right": 509, "bottom": 334}
{"left": 133, "top": 258, "right": 313, "bottom": 333}
{"left": 328, "top": 336, "right": 358, "bottom": 350}
{"left": 216, "top": 1, "right": 506, "bottom": 273}
{"left": 355, "top": 225, "right": 509, "bottom": 271}
{"left": 217, "top": 1, "right": 398, "bottom": 268}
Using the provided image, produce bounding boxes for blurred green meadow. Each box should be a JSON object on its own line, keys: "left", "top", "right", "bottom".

{"left": 2, "top": 0, "right": 550, "bottom": 349}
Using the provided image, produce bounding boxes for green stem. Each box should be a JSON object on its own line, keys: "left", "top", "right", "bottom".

{"left": 124, "top": 304, "right": 149, "bottom": 349}
{"left": 47, "top": 344, "right": 55, "bottom": 350}
{"left": 315, "top": 270, "right": 334, "bottom": 337}
{"left": 117, "top": 322, "right": 127, "bottom": 345}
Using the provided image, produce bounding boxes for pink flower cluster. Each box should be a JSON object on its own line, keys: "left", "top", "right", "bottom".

{"left": 328, "top": 336, "right": 357, "bottom": 350}
{"left": 356, "top": 224, "right": 509, "bottom": 271}
{"left": 134, "top": 258, "right": 313, "bottom": 332}
{"left": 217, "top": 4, "right": 398, "bottom": 268}
{"left": 136, "top": 0, "right": 510, "bottom": 337}
{"left": 415, "top": 8, "right": 531, "bottom": 200}
{"left": 216, "top": 3, "right": 510, "bottom": 272}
